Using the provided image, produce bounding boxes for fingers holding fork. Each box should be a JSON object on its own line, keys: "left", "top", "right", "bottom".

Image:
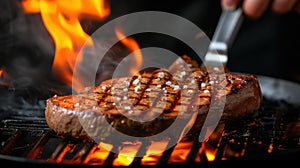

{"left": 221, "top": 0, "right": 300, "bottom": 19}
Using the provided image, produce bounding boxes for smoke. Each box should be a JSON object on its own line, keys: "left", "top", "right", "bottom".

{"left": 0, "top": 0, "right": 62, "bottom": 100}
{"left": 0, "top": 0, "right": 128, "bottom": 101}
{"left": 0, "top": 0, "right": 205, "bottom": 101}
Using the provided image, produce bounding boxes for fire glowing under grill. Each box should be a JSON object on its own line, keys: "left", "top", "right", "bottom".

{"left": 1, "top": 96, "right": 299, "bottom": 167}
{"left": 1, "top": 0, "right": 300, "bottom": 167}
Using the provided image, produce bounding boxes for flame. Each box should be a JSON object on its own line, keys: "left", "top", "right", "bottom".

{"left": 83, "top": 142, "right": 113, "bottom": 165}
{"left": 205, "top": 150, "right": 216, "bottom": 161}
{"left": 141, "top": 139, "right": 170, "bottom": 165}
{"left": 168, "top": 140, "right": 194, "bottom": 163}
{"left": 0, "top": 69, "right": 3, "bottom": 78}
{"left": 268, "top": 143, "right": 273, "bottom": 153}
{"left": 115, "top": 29, "right": 143, "bottom": 76}
{"left": 198, "top": 139, "right": 219, "bottom": 162}
{"left": 0, "top": 68, "right": 11, "bottom": 87}
{"left": 112, "top": 141, "right": 141, "bottom": 166}
{"left": 21, "top": 0, "right": 110, "bottom": 90}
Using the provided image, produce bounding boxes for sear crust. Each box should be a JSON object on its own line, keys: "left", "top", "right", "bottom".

{"left": 45, "top": 63, "right": 262, "bottom": 140}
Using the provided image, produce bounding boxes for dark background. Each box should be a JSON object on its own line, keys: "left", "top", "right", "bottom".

{"left": 0, "top": 0, "right": 300, "bottom": 99}
{"left": 106, "top": 0, "right": 300, "bottom": 82}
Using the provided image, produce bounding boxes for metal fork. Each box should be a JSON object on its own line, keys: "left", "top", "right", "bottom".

{"left": 203, "top": 7, "right": 244, "bottom": 68}
{"left": 198, "top": 7, "right": 245, "bottom": 142}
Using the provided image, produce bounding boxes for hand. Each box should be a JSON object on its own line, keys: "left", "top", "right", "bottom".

{"left": 221, "top": 0, "right": 300, "bottom": 19}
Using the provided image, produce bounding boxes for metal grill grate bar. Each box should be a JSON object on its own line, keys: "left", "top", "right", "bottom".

{"left": 0, "top": 97, "right": 300, "bottom": 166}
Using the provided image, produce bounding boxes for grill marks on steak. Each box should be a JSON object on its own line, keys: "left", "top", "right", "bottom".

{"left": 45, "top": 65, "right": 262, "bottom": 139}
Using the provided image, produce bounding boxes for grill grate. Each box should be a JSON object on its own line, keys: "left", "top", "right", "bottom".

{"left": 0, "top": 97, "right": 300, "bottom": 167}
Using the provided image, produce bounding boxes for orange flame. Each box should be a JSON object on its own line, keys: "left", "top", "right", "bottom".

{"left": 21, "top": 0, "right": 110, "bottom": 89}
{"left": 115, "top": 29, "right": 143, "bottom": 76}
{"left": 112, "top": 141, "right": 142, "bottom": 166}
{"left": 0, "top": 68, "right": 11, "bottom": 87}
{"left": 141, "top": 139, "right": 169, "bottom": 165}
{"left": 83, "top": 142, "right": 113, "bottom": 165}
{"left": 168, "top": 140, "right": 194, "bottom": 163}
{"left": 0, "top": 69, "right": 3, "bottom": 78}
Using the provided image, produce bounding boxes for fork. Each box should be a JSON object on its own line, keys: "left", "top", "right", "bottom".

{"left": 198, "top": 7, "right": 244, "bottom": 142}
{"left": 202, "top": 7, "right": 244, "bottom": 69}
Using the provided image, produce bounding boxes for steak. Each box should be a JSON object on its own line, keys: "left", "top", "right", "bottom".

{"left": 45, "top": 56, "right": 262, "bottom": 140}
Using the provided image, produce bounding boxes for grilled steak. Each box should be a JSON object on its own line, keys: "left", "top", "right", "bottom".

{"left": 45, "top": 57, "right": 262, "bottom": 140}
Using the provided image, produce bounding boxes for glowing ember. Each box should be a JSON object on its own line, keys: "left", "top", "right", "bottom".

{"left": 21, "top": 0, "right": 110, "bottom": 90}
{"left": 115, "top": 29, "right": 143, "bottom": 76}
{"left": 84, "top": 142, "right": 113, "bottom": 165}
{"left": 0, "top": 69, "right": 3, "bottom": 78}
{"left": 0, "top": 68, "right": 10, "bottom": 87}
{"left": 205, "top": 150, "right": 216, "bottom": 161}
{"left": 268, "top": 143, "right": 274, "bottom": 153}
{"left": 197, "top": 123, "right": 225, "bottom": 162}
{"left": 168, "top": 140, "right": 194, "bottom": 163}
{"left": 141, "top": 139, "right": 170, "bottom": 165}
{"left": 112, "top": 141, "right": 142, "bottom": 166}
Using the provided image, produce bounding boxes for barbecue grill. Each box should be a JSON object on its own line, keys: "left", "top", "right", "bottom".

{"left": 1, "top": 0, "right": 300, "bottom": 167}
{"left": 1, "top": 75, "right": 300, "bottom": 168}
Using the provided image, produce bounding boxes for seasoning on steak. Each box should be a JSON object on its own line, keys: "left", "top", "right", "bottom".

{"left": 45, "top": 57, "right": 262, "bottom": 140}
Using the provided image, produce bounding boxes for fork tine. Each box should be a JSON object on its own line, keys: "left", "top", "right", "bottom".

{"left": 203, "top": 7, "right": 244, "bottom": 69}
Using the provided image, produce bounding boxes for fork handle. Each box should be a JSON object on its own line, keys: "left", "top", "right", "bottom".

{"left": 210, "top": 7, "right": 244, "bottom": 51}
